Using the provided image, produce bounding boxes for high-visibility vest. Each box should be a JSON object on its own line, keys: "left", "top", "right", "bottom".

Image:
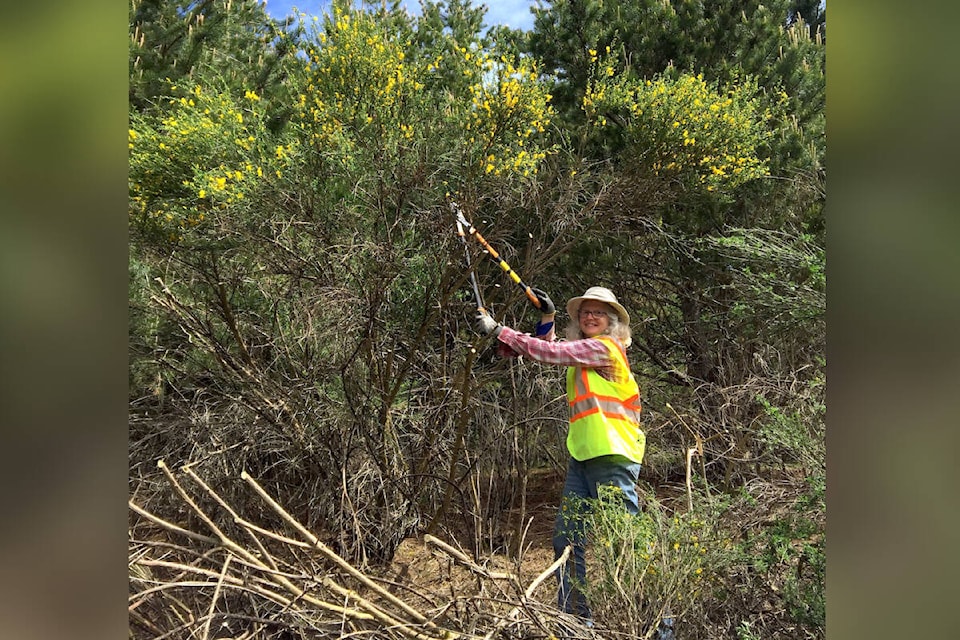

{"left": 565, "top": 336, "right": 645, "bottom": 463}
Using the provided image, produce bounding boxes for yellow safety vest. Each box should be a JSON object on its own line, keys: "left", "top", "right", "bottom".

{"left": 565, "top": 336, "right": 645, "bottom": 463}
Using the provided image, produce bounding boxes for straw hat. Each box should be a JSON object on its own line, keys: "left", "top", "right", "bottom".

{"left": 566, "top": 286, "right": 630, "bottom": 325}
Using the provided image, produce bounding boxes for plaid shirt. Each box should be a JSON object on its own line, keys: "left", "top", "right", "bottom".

{"left": 496, "top": 325, "right": 627, "bottom": 383}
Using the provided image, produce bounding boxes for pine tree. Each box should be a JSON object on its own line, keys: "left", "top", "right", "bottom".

{"left": 129, "top": 0, "right": 299, "bottom": 112}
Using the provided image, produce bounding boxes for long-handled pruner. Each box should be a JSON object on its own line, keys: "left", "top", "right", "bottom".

{"left": 455, "top": 213, "right": 486, "bottom": 312}
{"left": 449, "top": 202, "right": 543, "bottom": 310}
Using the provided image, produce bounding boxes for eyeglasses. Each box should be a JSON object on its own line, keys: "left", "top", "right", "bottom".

{"left": 579, "top": 309, "right": 610, "bottom": 319}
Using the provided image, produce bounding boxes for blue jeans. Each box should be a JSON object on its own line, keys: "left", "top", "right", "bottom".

{"left": 552, "top": 454, "right": 641, "bottom": 619}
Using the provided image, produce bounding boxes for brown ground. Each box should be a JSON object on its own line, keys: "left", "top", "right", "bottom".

{"left": 378, "top": 462, "right": 693, "bottom": 622}
{"left": 380, "top": 467, "right": 563, "bottom": 608}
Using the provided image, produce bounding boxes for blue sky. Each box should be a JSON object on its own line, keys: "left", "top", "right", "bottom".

{"left": 262, "top": 1, "right": 539, "bottom": 32}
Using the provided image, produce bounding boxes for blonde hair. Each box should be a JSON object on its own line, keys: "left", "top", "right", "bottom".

{"left": 564, "top": 309, "right": 632, "bottom": 348}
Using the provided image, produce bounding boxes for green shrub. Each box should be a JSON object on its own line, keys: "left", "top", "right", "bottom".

{"left": 581, "top": 486, "right": 733, "bottom": 637}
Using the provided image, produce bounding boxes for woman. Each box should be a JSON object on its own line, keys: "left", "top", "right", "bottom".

{"left": 476, "top": 286, "right": 645, "bottom": 623}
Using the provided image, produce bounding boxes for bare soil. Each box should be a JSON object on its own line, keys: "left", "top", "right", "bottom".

{"left": 379, "top": 467, "right": 563, "bottom": 607}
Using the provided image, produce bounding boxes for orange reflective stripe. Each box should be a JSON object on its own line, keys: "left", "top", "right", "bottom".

{"left": 622, "top": 393, "right": 642, "bottom": 411}
{"left": 578, "top": 368, "right": 590, "bottom": 398}
{"left": 570, "top": 406, "right": 602, "bottom": 422}
{"left": 570, "top": 399, "right": 639, "bottom": 423}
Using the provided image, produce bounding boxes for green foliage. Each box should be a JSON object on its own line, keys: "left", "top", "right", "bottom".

{"left": 529, "top": 0, "right": 825, "bottom": 222}
{"left": 129, "top": 0, "right": 299, "bottom": 113}
{"left": 722, "top": 474, "right": 825, "bottom": 637}
{"left": 129, "top": 79, "right": 292, "bottom": 245}
{"left": 744, "top": 491, "right": 825, "bottom": 633}
{"left": 737, "top": 620, "right": 762, "bottom": 640}
{"left": 581, "top": 487, "right": 733, "bottom": 635}
{"left": 756, "top": 392, "right": 825, "bottom": 473}
{"left": 582, "top": 67, "right": 773, "bottom": 195}
{"left": 292, "top": 3, "right": 555, "bottom": 189}
{"left": 701, "top": 227, "right": 825, "bottom": 348}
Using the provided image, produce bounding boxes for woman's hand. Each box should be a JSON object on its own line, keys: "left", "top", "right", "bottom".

{"left": 475, "top": 309, "right": 502, "bottom": 336}
{"left": 529, "top": 287, "right": 555, "bottom": 315}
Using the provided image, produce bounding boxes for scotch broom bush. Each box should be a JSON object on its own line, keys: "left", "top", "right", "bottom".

{"left": 582, "top": 62, "right": 771, "bottom": 195}
{"left": 129, "top": 79, "right": 294, "bottom": 245}
{"left": 293, "top": 4, "right": 555, "bottom": 190}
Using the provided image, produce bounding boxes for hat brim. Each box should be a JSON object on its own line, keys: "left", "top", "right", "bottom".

{"left": 566, "top": 295, "right": 630, "bottom": 326}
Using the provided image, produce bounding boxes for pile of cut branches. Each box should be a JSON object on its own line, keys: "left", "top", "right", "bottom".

{"left": 129, "top": 461, "right": 594, "bottom": 640}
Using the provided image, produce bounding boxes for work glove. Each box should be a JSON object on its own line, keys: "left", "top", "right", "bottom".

{"left": 528, "top": 287, "right": 555, "bottom": 315}
{"left": 475, "top": 309, "right": 502, "bottom": 337}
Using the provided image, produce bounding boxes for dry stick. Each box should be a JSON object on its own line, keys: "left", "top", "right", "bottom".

{"left": 129, "top": 501, "right": 313, "bottom": 556}
{"left": 131, "top": 580, "right": 286, "bottom": 608}
{"left": 667, "top": 402, "right": 711, "bottom": 501}
{"left": 133, "top": 558, "right": 245, "bottom": 586}
{"left": 481, "top": 545, "right": 572, "bottom": 640}
{"left": 313, "top": 575, "right": 452, "bottom": 640}
{"left": 129, "top": 607, "right": 164, "bottom": 637}
{"left": 523, "top": 545, "right": 571, "bottom": 599}
{"left": 685, "top": 446, "right": 697, "bottom": 512}
{"left": 201, "top": 553, "right": 232, "bottom": 640}
{"left": 130, "top": 580, "right": 325, "bottom": 640}
{"left": 182, "top": 467, "right": 284, "bottom": 572}
{"left": 426, "top": 344, "right": 480, "bottom": 535}
{"left": 155, "top": 460, "right": 373, "bottom": 622}
{"left": 424, "top": 535, "right": 516, "bottom": 581}
{"left": 181, "top": 465, "right": 430, "bottom": 636}
{"left": 129, "top": 499, "right": 219, "bottom": 545}
{"left": 133, "top": 559, "right": 360, "bottom": 629}
{"left": 240, "top": 470, "right": 436, "bottom": 629}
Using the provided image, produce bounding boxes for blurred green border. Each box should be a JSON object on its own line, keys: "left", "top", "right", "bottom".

{"left": 0, "top": 1, "right": 128, "bottom": 638}
{"left": 829, "top": 2, "right": 960, "bottom": 639}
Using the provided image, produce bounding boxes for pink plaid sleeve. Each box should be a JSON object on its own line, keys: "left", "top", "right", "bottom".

{"left": 496, "top": 326, "right": 613, "bottom": 368}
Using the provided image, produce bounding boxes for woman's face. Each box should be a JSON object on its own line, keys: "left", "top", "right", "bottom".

{"left": 578, "top": 301, "right": 612, "bottom": 338}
